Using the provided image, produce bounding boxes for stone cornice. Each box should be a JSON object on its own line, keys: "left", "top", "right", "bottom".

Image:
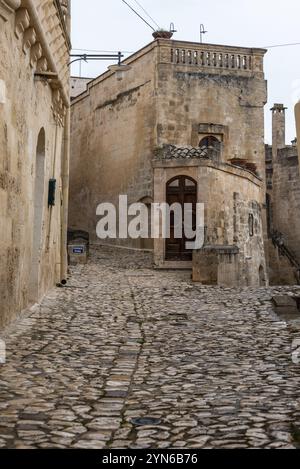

{"left": 14, "top": 0, "right": 70, "bottom": 111}
{"left": 0, "top": 0, "right": 21, "bottom": 21}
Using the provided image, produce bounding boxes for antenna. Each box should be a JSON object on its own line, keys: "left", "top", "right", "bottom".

{"left": 200, "top": 24, "right": 208, "bottom": 43}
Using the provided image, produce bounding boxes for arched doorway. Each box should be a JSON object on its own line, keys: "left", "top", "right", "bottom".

{"left": 29, "top": 128, "right": 46, "bottom": 301}
{"left": 165, "top": 176, "right": 197, "bottom": 261}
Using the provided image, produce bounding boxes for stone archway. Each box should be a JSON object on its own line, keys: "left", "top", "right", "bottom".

{"left": 29, "top": 128, "right": 46, "bottom": 302}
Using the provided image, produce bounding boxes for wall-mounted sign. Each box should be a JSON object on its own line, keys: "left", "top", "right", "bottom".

{"left": 72, "top": 247, "right": 84, "bottom": 254}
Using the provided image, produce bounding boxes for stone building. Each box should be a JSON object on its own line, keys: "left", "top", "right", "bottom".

{"left": 0, "top": 0, "right": 71, "bottom": 327}
{"left": 296, "top": 100, "right": 300, "bottom": 165}
{"left": 265, "top": 104, "right": 300, "bottom": 284}
{"left": 70, "top": 38, "right": 269, "bottom": 286}
{"left": 70, "top": 76, "right": 91, "bottom": 100}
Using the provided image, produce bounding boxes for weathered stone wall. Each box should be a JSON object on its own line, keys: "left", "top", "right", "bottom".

{"left": 296, "top": 102, "right": 300, "bottom": 154}
{"left": 0, "top": 1, "right": 70, "bottom": 328}
{"left": 155, "top": 42, "right": 267, "bottom": 180}
{"left": 272, "top": 147, "right": 300, "bottom": 260}
{"left": 267, "top": 240, "right": 299, "bottom": 285}
{"left": 266, "top": 104, "right": 300, "bottom": 284}
{"left": 70, "top": 43, "right": 157, "bottom": 246}
{"left": 71, "top": 77, "right": 91, "bottom": 99}
{"left": 70, "top": 40, "right": 267, "bottom": 241}
{"left": 153, "top": 160, "right": 266, "bottom": 285}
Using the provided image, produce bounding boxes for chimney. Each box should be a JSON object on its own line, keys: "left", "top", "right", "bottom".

{"left": 271, "top": 103, "right": 287, "bottom": 160}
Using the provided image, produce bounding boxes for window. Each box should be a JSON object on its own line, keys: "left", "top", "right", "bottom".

{"left": 199, "top": 136, "right": 221, "bottom": 161}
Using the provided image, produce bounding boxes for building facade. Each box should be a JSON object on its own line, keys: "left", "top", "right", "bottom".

{"left": 296, "top": 100, "right": 300, "bottom": 165}
{"left": 70, "top": 76, "right": 91, "bottom": 100}
{"left": 266, "top": 104, "right": 300, "bottom": 284}
{"left": 0, "top": 0, "right": 70, "bottom": 327}
{"left": 70, "top": 39, "right": 268, "bottom": 286}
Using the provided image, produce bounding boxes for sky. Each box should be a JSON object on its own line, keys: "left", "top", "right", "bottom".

{"left": 71, "top": 0, "right": 300, "bottom": 143}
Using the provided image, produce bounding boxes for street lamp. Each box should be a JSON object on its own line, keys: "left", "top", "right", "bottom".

{"left": 108, "top": 64, "right": 132, "bottom": 81}
{"left": 69, "top": 52, "right": 124, "bottom": 66}
{"left": 69, "top": 52, "right": 131, "bottom": 80}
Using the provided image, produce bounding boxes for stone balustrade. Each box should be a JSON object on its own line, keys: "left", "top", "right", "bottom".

{"left": 155, "top": 40, "right": 266, "bottom": 74}
{"left": 171, "top": 47, "right": 253, "bottom": 70}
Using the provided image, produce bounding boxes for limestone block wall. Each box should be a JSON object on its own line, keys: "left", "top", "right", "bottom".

{"left": 296, "top": 102, "right": 300, "bottom": 153}
{"left": 155, "top": 41, "right": 267, "bottom": 182}
{"left": 272, "top": 149, "right": 300, "bottom": 263}
{"left": 0, "top": 1, "right": 70, "bottom": 328}
{"left": 71, "top": 77, "right": 91, "bottom": 99}
{"left": 70, "top": 43, "right": 158, "bottom": 245}
{"left": 153, "top": 160, "right": 267, "bottom": 285}
{"left": 70, "top": 39, "right": 267, "bottom": 260}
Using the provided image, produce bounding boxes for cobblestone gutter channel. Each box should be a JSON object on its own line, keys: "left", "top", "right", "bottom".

{"left": 0, "top": 247, "right": 300, "bottom": 448}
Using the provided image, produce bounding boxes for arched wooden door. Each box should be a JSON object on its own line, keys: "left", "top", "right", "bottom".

{"left": 165, "top": 176, "right": 197, "bottom": 261}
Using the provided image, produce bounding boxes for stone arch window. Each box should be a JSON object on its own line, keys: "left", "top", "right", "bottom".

{"left": 199, "top": 136, "right": 221, "bottom": 161}
{"left": 249, "top": 213, "right": 254, "bottom": 237}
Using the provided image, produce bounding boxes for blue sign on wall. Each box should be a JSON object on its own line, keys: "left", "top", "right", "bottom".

{"left": 73, "top": 247, "right": 84, "bottom": 254}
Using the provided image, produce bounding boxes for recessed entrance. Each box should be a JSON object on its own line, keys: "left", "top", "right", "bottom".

{"left": 165, "top": 176, "right": 197, "bottom": 261}
{"left": 29, "top": 128, "right": 46, "bottom": 302}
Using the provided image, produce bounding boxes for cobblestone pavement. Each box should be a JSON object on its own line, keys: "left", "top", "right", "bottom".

{"left": 1, "top": 247, "right": 300, "bottom": 449}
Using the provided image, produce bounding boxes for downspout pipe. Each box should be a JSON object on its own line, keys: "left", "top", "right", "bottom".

{"left": 60, "top": 89, "right": 70, "bottom": 283}
{"left": 60, "top": 0, "right": 71, "bottom": 283}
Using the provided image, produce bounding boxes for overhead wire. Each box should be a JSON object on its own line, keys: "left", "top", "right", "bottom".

{"left": 121, "top": 0, "right": 156, "bottom": 32}
{"left": 131, "top": 0, "right": 160, "bottom": 29}
{"left": 264, "top": 42, "right": 300, "bottom": 49}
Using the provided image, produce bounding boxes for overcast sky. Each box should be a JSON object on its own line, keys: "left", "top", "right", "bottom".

{"left": 71, "top": 0, "right": 300, "bottom": 143}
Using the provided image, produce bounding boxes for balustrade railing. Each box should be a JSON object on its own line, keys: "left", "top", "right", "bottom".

{"left": 170, "top": 47, "right": 253, "bottom": 71}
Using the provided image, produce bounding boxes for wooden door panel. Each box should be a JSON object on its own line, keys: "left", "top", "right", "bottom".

{"left": 165, "top": 176, "right": 197, "bottom": 261}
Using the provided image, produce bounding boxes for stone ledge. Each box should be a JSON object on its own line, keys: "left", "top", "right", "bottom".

{"left": 199, "top": 245, "right": 240, "bottom": 255}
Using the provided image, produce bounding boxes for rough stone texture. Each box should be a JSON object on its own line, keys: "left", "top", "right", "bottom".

{"left": 0, "top": 246, "right": 300, "bottom": 449}
{"left": 69, "top": 40, "right": 268, "bottom": 281}
{"left": 0, "top": 1, "right": 70, "bottom": 327}
{"left": 296, "top": 102, "right": 300, "bottom": 156}
{"left": 265, "top": 105, "right": 300, "bottom": 285}
{"left": 193, "top": 246, "right": 240, "bottom": 287}
{"left": 154, "top": 160, "right": 267, "bottom": 285}
{"left": 70, "top": 77, "right": 91, "bottom": 99}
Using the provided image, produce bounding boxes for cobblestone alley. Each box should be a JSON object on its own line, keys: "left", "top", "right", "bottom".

{"left": 1, "top": 247, "right": 300, "bottom": 449}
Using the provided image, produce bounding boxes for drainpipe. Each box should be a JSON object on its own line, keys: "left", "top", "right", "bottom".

{"left": 60, "top": 0, "right": 71, "bottom": 283}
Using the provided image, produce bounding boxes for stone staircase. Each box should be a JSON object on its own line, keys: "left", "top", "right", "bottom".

{"left": 271, "top": 230, "right": 300, "bottom": 285}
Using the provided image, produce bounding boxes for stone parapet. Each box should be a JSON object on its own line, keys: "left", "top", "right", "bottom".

{"left": 157, "top": 39, "right": 266, "bottom": 76}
